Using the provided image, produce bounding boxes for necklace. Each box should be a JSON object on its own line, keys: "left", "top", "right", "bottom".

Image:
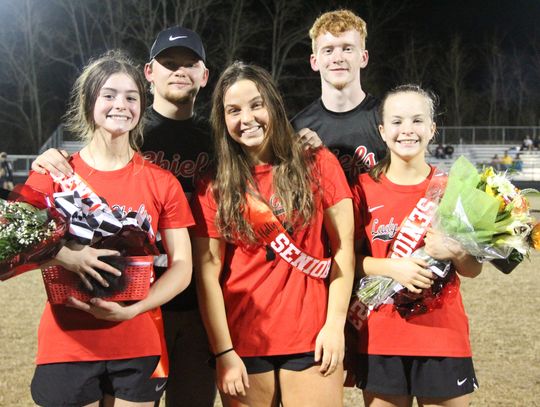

{"left": 83, "top": 140, "right": 135, "bottom": 172}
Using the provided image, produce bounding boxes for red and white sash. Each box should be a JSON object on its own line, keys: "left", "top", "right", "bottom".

{"left": 388, "top": 168, "right": 448, "bottom": 285}
{"left": 244, "top": 194, "right": 331, "bottom": 279}
{"left": 347, "top": 167, "right": 447, "bottom": 329}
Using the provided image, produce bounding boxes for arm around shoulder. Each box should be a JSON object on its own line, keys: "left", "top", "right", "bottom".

{"left": 31, "top": 148, "right": 72, "bottom": 177}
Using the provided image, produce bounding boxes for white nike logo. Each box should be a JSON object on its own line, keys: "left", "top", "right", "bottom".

{"left": 457, "top": 378, "right": 467, "bottom": 386}
{"left": 169, "top": 35, "right": 187, "bottom": 41}
{"left": 368, "top": 205, "right": 384, "bottom": 213}
{"left": 155, "top": 381, "right": 167, "bottom": 392}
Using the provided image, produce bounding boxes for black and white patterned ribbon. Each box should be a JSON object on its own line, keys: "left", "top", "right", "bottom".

{"left": 51, "top": 173, "right": 153, "bottom": 245}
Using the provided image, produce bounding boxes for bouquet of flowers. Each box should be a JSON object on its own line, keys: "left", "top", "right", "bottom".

{"left": 0, "top": 185, "right": 67, "bottom": 281}
{"left": 0, "top": 201, "right": 58, "bottom": 257}
{"left": 356, "top": 156, "right": 540, "bottom": 318}
{"left": 0, "top": 174, "right": 159, "bottom": 301}
{"left": 435, "top": 158, "right": 539, "bottom": 272}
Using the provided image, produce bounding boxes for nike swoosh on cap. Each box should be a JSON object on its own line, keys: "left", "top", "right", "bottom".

{"left": 155, "top": 381, "right": 167, "bottom": 392}
{"left": 169, "top": 35, "right": 188, "bottom": 41}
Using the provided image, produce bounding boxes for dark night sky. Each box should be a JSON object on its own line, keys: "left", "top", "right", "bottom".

{"left": 410, "top": 0, "right": 539, "bottom": 50}
{"left": 0, "top": 0, "right": 539, "bottom": 153}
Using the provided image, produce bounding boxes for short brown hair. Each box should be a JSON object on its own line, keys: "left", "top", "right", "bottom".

{"left": 309, "top": 9, "right": 367, "bottom": 53}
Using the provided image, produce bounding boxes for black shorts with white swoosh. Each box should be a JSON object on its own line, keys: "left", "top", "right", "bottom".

{"left": 355, "top": 354, "right": 478, "bottom": 398}
{"left": 31, "top": 356, "right": 166, "bottom": 405}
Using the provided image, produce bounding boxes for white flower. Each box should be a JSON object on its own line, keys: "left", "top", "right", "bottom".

{"left": 0, "top": 200, "right": 56, "bottom": 261}
{"left": 487, "top": 174, "right": 516, "bottom": 198}
{"left": 494, "top": 234, "right": 529, "bottom": 254}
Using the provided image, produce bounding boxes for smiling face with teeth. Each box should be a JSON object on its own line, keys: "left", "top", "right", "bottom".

{"left": 93, "top": 73, "right": 142, "bottom": 137}
{"left": 310, "top": 29, "right": 368, "bottom": 92}
{"left": 379, "top": 91, "right": 436, "bottom": 163}
{"left": 223, "top": 79, "right": 271, "bottom": 163}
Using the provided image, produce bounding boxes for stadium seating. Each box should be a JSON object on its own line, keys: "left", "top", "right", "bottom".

{"left": 427, "top": 144, "right": 540, "bottom": 182}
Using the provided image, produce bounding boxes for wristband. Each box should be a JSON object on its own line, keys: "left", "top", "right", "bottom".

{"left": 214, "top": 347, "right": 234, "bottom": 358}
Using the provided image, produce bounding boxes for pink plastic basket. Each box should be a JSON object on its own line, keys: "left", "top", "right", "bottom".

{"left": 41, "top": 255, "right": 153, "bottom": 304}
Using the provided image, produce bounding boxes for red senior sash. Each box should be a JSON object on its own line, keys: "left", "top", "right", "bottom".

{"left": 387, "top": 167, "right": 447, "bottom": 284}
{"left": 244, "top": 194, "right": 332, "bottom": 279}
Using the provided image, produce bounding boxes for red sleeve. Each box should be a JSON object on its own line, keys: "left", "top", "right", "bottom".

{"left": 351, "top": 174, "right": 369, "bottom": 241}
{"left": 315, "top": 148, "right": 352, "bottom": 209}
{"left": 190, "top": 177, "right": 220, "bottom": 238}
{"left": 158, "top": 172, "right": 195, "bottom": 230}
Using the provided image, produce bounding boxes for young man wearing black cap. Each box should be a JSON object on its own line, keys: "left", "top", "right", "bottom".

{"left": 31, "top": 26, "right": 216, "bottom": 407}
{"left": 143, "top": 26, "right": 216, "bottom": 407}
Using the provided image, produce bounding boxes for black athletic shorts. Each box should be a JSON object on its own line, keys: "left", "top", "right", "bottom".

{"left": 209, "top": 352, "right": 316, "bottom": 374}
{"left": 242, "top": 352, "right": 316, "bottom": 374}
{"left": 356, "top": 354, "right": 478, "bottom": 399}
{"left": 31, "top": 356, "right": 166, "bottom": 406}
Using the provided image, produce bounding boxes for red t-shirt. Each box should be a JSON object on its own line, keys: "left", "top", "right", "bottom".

{"left": 352, "top": 169, "right": 472, "bottom": 357}
{"left": 192, "top": 148, "right": 351, "bottom": 357}
{"left": 26, "top": 153, "right": 194, "bottom": 364}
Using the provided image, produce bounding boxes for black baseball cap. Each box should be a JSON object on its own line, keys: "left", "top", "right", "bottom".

{"left": 149, "top": 26, "right": 206, "bottom": 62}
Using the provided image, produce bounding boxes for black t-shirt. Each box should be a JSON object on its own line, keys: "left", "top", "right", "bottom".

{"left": 143, "top": 107, "right": 212, "bottom": 198}
{"left": 292, "top": 95, "right": 387, "bottom": 181}
{"left": 143, "top": 107, "right": 213, "bottom": 311}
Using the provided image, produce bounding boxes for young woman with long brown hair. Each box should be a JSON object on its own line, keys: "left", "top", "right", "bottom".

{"left": 192, "top": 62, "right": 354, "bottom": 407}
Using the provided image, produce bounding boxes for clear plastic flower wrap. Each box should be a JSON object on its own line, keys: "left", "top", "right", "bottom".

{"left": 354, "top": 156, "right": 539, "bottom": 319}
{"left": 432, "top": 156, "right": 538, "bottom": 272}
{"left": 355, "top": 247, "right": 451, "bottom": 310}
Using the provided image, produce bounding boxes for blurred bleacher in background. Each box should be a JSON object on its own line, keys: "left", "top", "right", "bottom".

{"left": 9, "top": 124, "right": 84, "bottom": 183}
{"left": 425, "top": 126, "right": 540, "bottom": 188}
{"left": 426, "top": 144, "right": 540, "bottom": 188}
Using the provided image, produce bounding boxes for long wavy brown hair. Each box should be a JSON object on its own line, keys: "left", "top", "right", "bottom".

{"left": 210, "top": 62, "right": 316, "bottom": 244}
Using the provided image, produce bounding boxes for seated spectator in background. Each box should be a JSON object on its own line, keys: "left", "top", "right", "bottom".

{"left": 534, "top": 135, "right": 540, "bottom": 151}
{"left": 434, "top": 143, "right": 445, "bottom": 159}
{"left": 521, "top": 135, "right": 533, "bottom": 151}
{"left": 0, "top": 152, "right": 14, "bottom": 191}
{"left": 500, "top": 150, "right": 513, "bottom": 170}
{"left": 444, "top": 144, "right": 454, "bottom": 159}
{"left": 513, "top": 153, "right": 524, "bottom": 172}
{"left": 490, "top": 154, "right": 501, "bottom": 171}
